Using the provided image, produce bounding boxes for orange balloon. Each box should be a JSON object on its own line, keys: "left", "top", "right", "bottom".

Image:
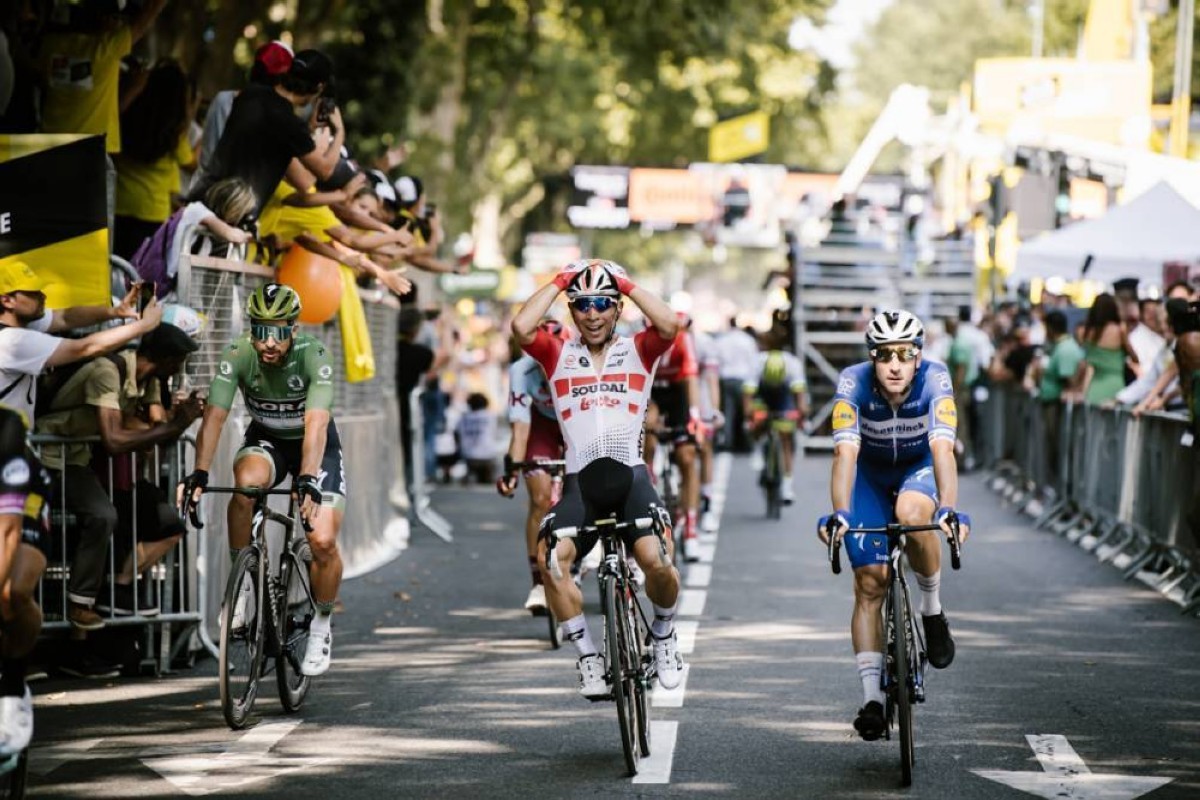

{"left": 276, "top": 247, "right": 343, "bottom": 324}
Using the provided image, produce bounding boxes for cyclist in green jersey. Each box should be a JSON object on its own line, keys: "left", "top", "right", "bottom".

{"left": 178, "top": 283, "right": 345, "bottom": 676}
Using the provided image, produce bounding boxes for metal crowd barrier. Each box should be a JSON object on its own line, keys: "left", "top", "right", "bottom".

{"left": 980, "top": 385, "right": 1200, "bottom": 614}
{"left": 27, "top": 434, "right": 206, "bottom": 673}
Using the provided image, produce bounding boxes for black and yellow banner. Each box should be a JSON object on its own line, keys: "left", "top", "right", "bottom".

{"left": 0, "top": 134, "right": 110, "bottom": 307}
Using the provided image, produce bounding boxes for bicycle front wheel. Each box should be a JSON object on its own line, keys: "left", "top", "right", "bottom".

{"left": 891, "top": 573, "right": 915, "bottom": 786}
{"left": 220, "top": 547, "right": 265, "bottom": 729}
{"left": 630, "top": 591, "right": 651, "bottom": 758}
{"left": 603, "top": 574, "right": 639, "bottom": 776}
{"left": 277, "top": 539, "right": 314, "bottom": 712}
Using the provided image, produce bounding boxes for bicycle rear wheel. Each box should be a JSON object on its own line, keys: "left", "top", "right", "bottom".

{"left": 220, "top": 547, "right": 265, "bottom": 729}
{"left": 276, "top": 540, "right": 315, "bottom": 712}
{"left": 891, "top": 573, "right": 915, "bottom": 786}
{"left": 603, "top": 574, "right": 639, "bottom": 776}
{"left": 763, "top": 436, "right": 783, "bottom": 519}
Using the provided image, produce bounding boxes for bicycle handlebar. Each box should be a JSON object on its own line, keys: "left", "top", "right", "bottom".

{"left": 509, "top": 459, "right": 567, "bottom": 475}
{"left": 827, "top": 520, "right": 963, "bottom": 575}
{"left": 202, "top": 484, "right": 312, "bottom": 532}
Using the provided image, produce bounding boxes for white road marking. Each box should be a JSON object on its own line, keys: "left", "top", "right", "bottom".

{"left": 676, "top": 620, "right": 699, "bottom": 654}
{"left": 650, "top": 664, "right": 690, "bottom": 708}
{"left": 686, "top": 564, "right": 712, "bottom": 588}
{"left": 631, "top": 721, "right": 679, "bottom": 784}
{"left": 972, "top": 734, "right": 1173, "bottom": 800}
{"left": 678, "top": 589, "right": 707, "bottom": 617}
{"left": 141, "top": 720, "right": 334, "bottom": 797}
{"left": 29, "top": 738, "right": 103, "bottom": 777}
{"left": 696, "top": 543, "right": 717, "bottom": 563}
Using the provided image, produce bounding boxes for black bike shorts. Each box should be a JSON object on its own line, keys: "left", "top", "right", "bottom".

{"left": 538, "top": 458, "right": 667, "bottom": 560}
{"left": 235, "top": 421, "right": 347, "bottom": 511}
{"left": 0, "top": 451, "right": 50, "bottom": 557}
{"left": 650, "top": 383, "right": 691, "bottom": 440}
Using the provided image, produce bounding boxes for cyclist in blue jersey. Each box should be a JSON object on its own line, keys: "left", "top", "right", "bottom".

{"left": 817, "top": 310, "right": 971, "bottom": 741}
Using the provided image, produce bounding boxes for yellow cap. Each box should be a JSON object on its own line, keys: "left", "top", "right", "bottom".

{"left": 0, "top": 261, "right": 46, "bottom": 295}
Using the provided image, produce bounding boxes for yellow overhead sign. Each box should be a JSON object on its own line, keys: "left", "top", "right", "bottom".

{"left": 708, "top": 111, "right": 770, "bottom": 163}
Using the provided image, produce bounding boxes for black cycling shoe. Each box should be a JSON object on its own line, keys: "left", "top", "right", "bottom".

{"left": 853, "top": 701, "right": 886, "bottom": 741}
{"left": 922, "top": 612, "right": 956, "bottom": 669}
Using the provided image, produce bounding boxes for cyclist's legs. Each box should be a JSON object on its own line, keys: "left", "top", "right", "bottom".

{"left": 845, "top": 465, "right": 894, "bottom": 655}
{"left": 306, "top": 505, "right": 344, "bottom": 606}
{"left": 524, "top": 471, "right": 553, "bottom": 581}
{"left": 675, "top": 440, "right": 699, "bottom": 518}
{"left": 0, "top": 541, "right": 46, "bottom": 658}
{"left": 851, "top": 563, "right": 887, "bottom": 653}
{"left": 642, "top": 400, "right": 662, "bottom": 465}
{"left": 228, "top": 452, "right": 275, "bottom": 550}
{"left": 536, "top": 479, "right": 589, "bottom": 622}
{"left": 894, "top": 462, "right": 941, "bottom": 577}
{"left": 624, "top": 468, "right": 679, "bottom": 608}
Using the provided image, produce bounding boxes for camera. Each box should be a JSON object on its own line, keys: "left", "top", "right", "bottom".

{"left": 1166, "top": 298, "right": 1200, "bottom": 335}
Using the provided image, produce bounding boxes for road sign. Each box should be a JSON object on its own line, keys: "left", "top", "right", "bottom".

{"left": 707, "top": 111, "right": 770, "bottom": 163}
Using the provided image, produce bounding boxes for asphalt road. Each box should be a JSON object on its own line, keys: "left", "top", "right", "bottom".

{"left": 24, "top": 453, "right": 1200, "bottom": 798}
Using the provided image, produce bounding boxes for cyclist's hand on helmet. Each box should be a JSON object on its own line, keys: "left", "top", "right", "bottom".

{"left": 177, "top": 469, "right": 208, "bottom": 528}
{"left": 934, "top": 506, "right": 969, "bottom": 544}
{"left": 552, "top": 260, "right": 588, "bottom": 291}
{"left": 297, "top": 474, "right": 323, "bottom": 523}
{"left": 817, "top": 509, "right": 850, "bottom": 545}
{"left": 603, "top": 261, "right": 637, "bottom": 295}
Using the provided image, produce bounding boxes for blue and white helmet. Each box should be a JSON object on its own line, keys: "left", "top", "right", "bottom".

{"left": 865, "top": 310, "right": 924, "bottom": 349}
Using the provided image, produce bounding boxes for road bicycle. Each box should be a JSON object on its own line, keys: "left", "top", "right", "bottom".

{"left": 545, "top": 511, "right": 667, "bottom": 776}
{"left": 827, "top": 517, "right": 963, "bottom": 787}
{"left": 648, "top": 425, "right": 696, "bottom": 563}
{"left": 748, "top": 409, "right": 800, "bottom": 520}
{"left": 0, "top": 746, "right": 27, "bottom": 799}
{"left": 207, "top": 485, "right": 316, "bottom": 730}
{"left": 509, "top": 458, "right": 567, "bottom": 648}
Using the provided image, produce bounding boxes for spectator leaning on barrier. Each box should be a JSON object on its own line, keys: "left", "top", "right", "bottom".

{"left": 36, "top": 323, "right": 204, "bottom": 641}
{"left": 1030, "top": 311, "right": 1084, "bottom": 488}
{"left": 1074, "top": 293, "right": 1137, "bottom": 406}
{"left": 190, "top": 48, "right": 342, "bottom": 218}
{"left": 0, "top": 261, "right": 162, "bottom": 432}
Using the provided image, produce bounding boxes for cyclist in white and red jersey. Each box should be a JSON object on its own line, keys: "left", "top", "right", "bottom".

{"left": 512, "top": 259, "right": 685, "bottom": 699}
{"left": 643, "top": 314, "right": 705, "bottom": 560}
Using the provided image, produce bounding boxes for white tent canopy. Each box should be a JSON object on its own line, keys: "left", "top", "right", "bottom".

{"left": 1014, "top": 181, "right": 1200, "bottom": 284}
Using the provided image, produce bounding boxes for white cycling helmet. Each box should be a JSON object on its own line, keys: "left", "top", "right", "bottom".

{"left": 565, "top": 259, "right": 622, "bottom": 299}
{"left": 866, "top": 310, "right": 925, "bottom": 349}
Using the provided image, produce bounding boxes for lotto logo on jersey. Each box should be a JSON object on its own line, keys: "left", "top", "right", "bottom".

{"left": 580, "top": 395, "right": 622, "bottom": 411}
{"left": 831, "top": 400, "right": 857, "bottom": 431}
{"left": 934, "top": 396, "right": 958, "bottom": 428}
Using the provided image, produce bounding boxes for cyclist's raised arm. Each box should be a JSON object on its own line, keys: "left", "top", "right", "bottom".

{"left": 625, "top": 284, "right": 677, "bottom": 342}
{"left": 512, "top": 282, "right": 561, "bottom": 346}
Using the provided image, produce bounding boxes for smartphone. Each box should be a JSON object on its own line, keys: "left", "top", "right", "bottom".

{"left": 137, "top": 281, "right": 155, "bottom": 313}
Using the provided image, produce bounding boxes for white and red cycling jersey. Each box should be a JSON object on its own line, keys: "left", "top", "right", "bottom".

{"left": 652, "top": 329, "right": 698, "bottom": 388}
{"left": 523, "top": 326, "right": 674, "bottom": 474}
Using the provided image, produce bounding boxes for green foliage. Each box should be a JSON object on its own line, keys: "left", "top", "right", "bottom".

{"left": 1149, "top": 1, "right": 1200, "bottom": 103}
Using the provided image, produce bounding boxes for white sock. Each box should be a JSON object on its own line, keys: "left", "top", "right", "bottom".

{"left": 310, "top": 612, "right": 332, "bottom": 638}
{"left": 916, "top": 570, "right": 942, "bottom": 616}
{"left": 857, "top": 651, "right": 885, "bottom": 706}
{"left": 651, "top": 603, "right": 676, "bottom": 638}
{"left": 701, "top": 483, "right": 713, "bottom": 499}
{"left": 561, "top": 614, "right": 597, "bottom": 658}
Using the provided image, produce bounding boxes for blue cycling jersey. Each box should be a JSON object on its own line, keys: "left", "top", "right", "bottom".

{"left": 507, "top": 355, "right": 557, "bottom": 424}
{"left": 830, "top": 360, "right": 958, "bottom": 466}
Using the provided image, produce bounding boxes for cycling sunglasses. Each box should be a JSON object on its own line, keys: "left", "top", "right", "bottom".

{"left": 250, "top": 322, "right": 295, "bottom": 342}
{"left": 569, "top": 296, "right": 617, "bottom": 314}
{"left": 871, "top": 345, "right": 919, "bottom": 364}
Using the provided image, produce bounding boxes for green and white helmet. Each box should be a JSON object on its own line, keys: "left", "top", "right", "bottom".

{"left": 246, "top": 283, "right": 302, "bottom": 321}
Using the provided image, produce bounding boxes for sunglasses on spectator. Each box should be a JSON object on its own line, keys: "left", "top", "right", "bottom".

{"left": 250, "top": 322, "right": 295, "bottom": 342}
{"left": 871, "top": 345, "right": 919, "bottom": 364}
{"left": 569, "top": 296, "right": 617, "bottom": 314}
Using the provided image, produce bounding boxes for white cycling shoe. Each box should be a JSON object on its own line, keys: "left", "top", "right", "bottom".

{"left": 230, "top": 580, "right": 253, "bottom": 630}
{"left": 524, "top": 584, "right": 547, "bottom": 615}
{"left": 577, "top": 654, "right": 609, "bottom": 699}
{"left": 0, "top": 686, "right": 33, "bottom": 755}
{"left": 701, "top": 510, "right": 719, "bottom": 532}
{"left": 301, "top": 629, "right": 333, "bottom": 676}
{"left": 781, "top": 479, "right": 795, "bottom": 504}
{"left": 653, "top": 630, "right": 685, "bottom": 690}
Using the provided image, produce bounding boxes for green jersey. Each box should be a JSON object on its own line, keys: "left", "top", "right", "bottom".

{"left": 208, "top": 333, "right": 335, "bottom": 439}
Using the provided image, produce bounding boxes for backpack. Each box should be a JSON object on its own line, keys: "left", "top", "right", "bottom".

{"left": 130, "top": 208, "right": 184, "bottom": 298}
{"left": 34, "top": 353, "right": 128, "bottom": 421}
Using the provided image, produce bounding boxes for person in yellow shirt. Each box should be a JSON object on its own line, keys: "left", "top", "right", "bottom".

{"left": 113, "top": 60, "right": 196, "bottom": 259}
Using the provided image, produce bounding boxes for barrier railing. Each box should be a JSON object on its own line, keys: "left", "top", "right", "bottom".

{"left": 28, "top": 434, "right": 206, "bottom": 673}
{"left": 980, "top": 385, "right": 1200, "bottom": 614}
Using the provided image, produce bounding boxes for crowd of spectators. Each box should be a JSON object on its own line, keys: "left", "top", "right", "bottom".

{"left": 0, "top": 3, "right": 470, "bottom": 679}
{"left": 928, "top": 278, "right": 1200, "bottom": 474}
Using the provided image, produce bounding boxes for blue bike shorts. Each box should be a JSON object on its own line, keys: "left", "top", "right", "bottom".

{"left": 845, "top": 455, "right": 939, "bottom": 570}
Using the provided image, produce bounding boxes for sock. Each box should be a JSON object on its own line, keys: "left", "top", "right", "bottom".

{"left": 916, "top": 570, "right": 942, "bottom": 616}
{"left": 561, "top": 614, "right": 597, "bottom": 658}
{"left": 310, "top": 610, "right": 333, "bottom": 637}
{"left": 857, "top": 651, "right": 885, "bottom": 706}
{"left": 0, "top": 658, "right": 26, "bottom": 697}
{"left": 528, "top": 556, "right": 542, "bottom": 587}
{"left": 685, "top": 509, "right": 698, "bottom": 538}
{"left": 651, "top": 603, "right": 676, "bottom": 638}
{"left": 784, "top": 472, "right": 793, "bottom": 483}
